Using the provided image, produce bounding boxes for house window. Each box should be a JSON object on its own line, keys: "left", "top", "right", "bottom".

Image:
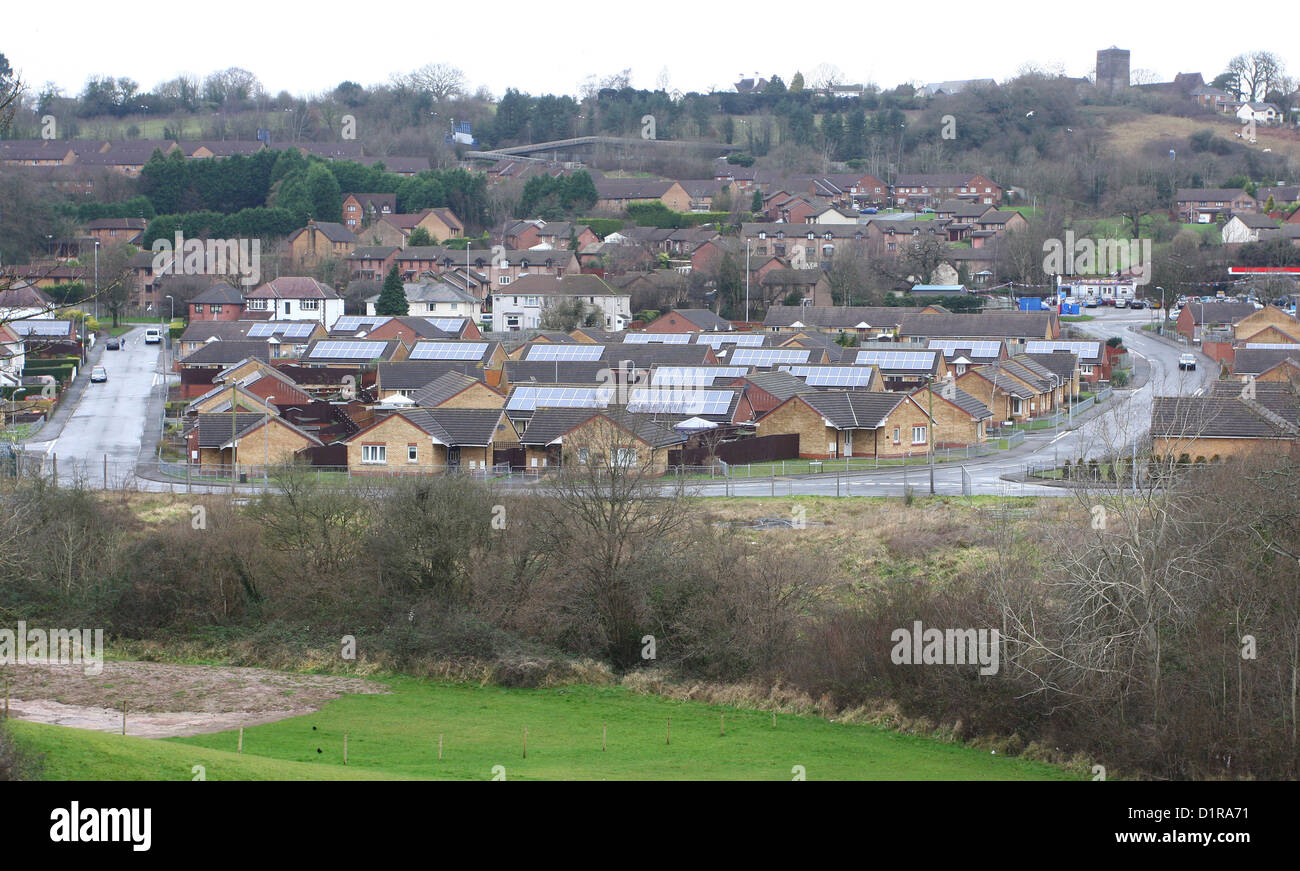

{"left": 912, "top": 425, "right": 927, "bottom": 445}
{"left": 892, "top": 427, "right": 900, "bottom": 444}
{"left": 1080, "top": 364, "right": 1094, "bottom": 375}
{"left": 407, "top": 444, "right": 418, "bottom": 463}
{"left": 499, "top": 276, "right": 511, "bottom": 285}
{"left": 211, "top": 305, "right": 222, "bottom": 314}
{"left": 577, "top": 447, "right": 590, "bottom": 463}
{"left": 526, "top": 297, "right": 540, "bottom": 307}
{"left": 194, "top": 304, "right": 204, "bottom": 313}
{"left": 362, "top": 444, "right": 387, "bottom": 464}
{"left": 1011, "top": 397, "right": 1024, "bottom": 415}
{"left": 247, "top": 299, "right": 266, "bottom": 310}
{"left": 301, "top": 299, "right": 320, "bottom": 311}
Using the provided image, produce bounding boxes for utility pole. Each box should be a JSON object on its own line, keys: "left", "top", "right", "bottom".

{"left": 231, "top": 381, "right": 238, "bottom": 493}
{"left": 744, "top": 238, "right": 751, "bottom": 324}
{"left": 927, "top": 375, "right": 935, "bottom": 495}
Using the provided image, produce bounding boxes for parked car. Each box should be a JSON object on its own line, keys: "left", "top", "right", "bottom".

{"left": 1178, "top": 353, "right": 1197, "bottom": 371}
{"left": 1129, "top": 299, "right": 1147, "bottom": 309}
{"left": 1084, "top": 298, "right": 1099, "bottom": 308}
{"left": 90, "top": 365, "right": 108, "bottom": 382}
{"left": 859, "top": 207, "right": 878, "bottom": 215}
{"left": 106, "top": 338, "right": 121, "bottom": 350}
{"left": 144, "top": 328, "right": 162, "bottom": 344}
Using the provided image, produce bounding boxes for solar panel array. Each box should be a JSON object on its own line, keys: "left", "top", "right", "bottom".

{"left": 525, "top": 344, "right": 605, "bottom": 361}
{"left": 1023, "top": 341, "right": 1101, "bottom": 360}
{"left": 695, "top": 333, "right": 765, "bottom": 348}
{"left": 729, "top": 348, "right": 812, "bottom": 366}
{"left": 1244, "top": 343, "right": 1300, "bottom": 350}
{"left": 505, "top": 386, "right": 612, "bottom": 412}
{"left": 409, "top": 341, "right": 489, "bottom": 361}
{"left": 306, "top": 340, "right": 389, "bottom": 360}
{"left": 623, "top": 333, "right": 692, "bottom": 344}
{"left": 651, "top": 366, "right": 749, "bottom": 386}
{"left": 928, "top": 339, "right": 1003, "bottom": 358}
{"left": 427, "top": 318, "right": 468, "bottom": 333}
{"left": 248, "top": 322, "right": 316, "bottom": 339}
{"left": 781, "top": 365, "right": 877, "bottom": 387}
{"left": 854, "top": 349, "right": 936, "bottom": 370}
{"left": 10, "top": 321, "right": 71, "bottom": 336}
{"left": 333, "top": 316, "right": 391, "bottom": 332}
{"left": 627, "top": 388, "right": 734, "bottom": 416}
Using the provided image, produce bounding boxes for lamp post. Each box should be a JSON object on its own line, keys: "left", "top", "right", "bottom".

{"left": 10, "top": 388, "right": 27, "bottom": 438}
{"left": 165, "top": 295, "right": 174, "bottom": 369}
{"left": 93, "top": 240, "right": 100, "bottom": 321}
{"left": 1156, "top": 286, "right": 1165, "bottom": 335}
{"left": 264, "top": 395, "right": 275, "bottom": 486}
{"left": 744, "top": 238, "right": 751, "bottom": 324}
{"left": 926, "top": 374, "right": 936, "bottom": 495}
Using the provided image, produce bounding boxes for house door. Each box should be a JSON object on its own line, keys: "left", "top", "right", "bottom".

{"left": 448, "top": 446, "right": 461, "bottom": 470}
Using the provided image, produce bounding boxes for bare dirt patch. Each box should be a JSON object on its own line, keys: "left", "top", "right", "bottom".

{"left": 0, "top": 661, "right": 388, "bottom": 737}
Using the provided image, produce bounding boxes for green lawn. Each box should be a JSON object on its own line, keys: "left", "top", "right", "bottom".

{"left": 12, "top": 677, "right": 1078, "bottom": 781}
{"left": 1060, "top": 315, "right": 1096, "bottom": 322}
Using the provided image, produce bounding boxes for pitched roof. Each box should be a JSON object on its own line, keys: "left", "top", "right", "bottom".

{"left": 1152, "top": 391, "right": 1300, "bottom": 440}
{"left": 661, "top": 309, "right": 731, "bottom": 331}
{"left": 377, "top": 361, "right": 486, "bottom": 391}
{"left": 245, "top": 277, "right": 340, "bottom": 300}
{"left": 899, "top": 311, "right": 1055, "bottom": 339}
{"left": 179, "top": 340, "right": 270, "bottom": 365}
{"left": 737, "top": 371, "right": 817, "bottom": 401}
{"left": 517, "top": 408, "right": 685, "bottom": 448}
{"left": 411, "top": 372, "right": 486, "bottom": 407}
{"left": 504, "top": 274, "right": 622, "bottom": 296}
{"left": 763, "top": 305, "right": 922, "bottom": 329}
{"left": 1184, "top": 301, "right": 1257, "bottom": 324}
{"left": 789, "top": 391, "right": 911, "bottom": 430}
{"left": 191, "top": 283, "right": 246, "bottom": 305}
{"left": 1232, "top": 348, "right": 1300, "bottom": 376}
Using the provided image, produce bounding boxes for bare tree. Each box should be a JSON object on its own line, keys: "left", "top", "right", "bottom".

{"left": 403, "top": 64, "right": 467, "bottom": 103}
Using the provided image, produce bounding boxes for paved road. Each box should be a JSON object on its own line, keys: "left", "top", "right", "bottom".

{"left": 24, "top": 327, "right": 167, "bottom": 487}
{"left": 20, "top": 308, "right": 1216, "bottom": 497}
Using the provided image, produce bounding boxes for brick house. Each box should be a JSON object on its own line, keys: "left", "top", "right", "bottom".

{"left": 1175, "top": 301, "right": 1257, "bottom": 340}
{"left": 517, "top": 408, "right": 686, "bottom": 475}
{"left": 1151, "top": 382, "right": 1299, "bottom": 461}
{"left": 593, "top": 179, "right": 691, "bottom": 213}
{"left": 244, "top": 277, "right": 345, "bottom": 328}
{"left": 892, "top": 173, "right": 1002, "bottom": 208}
{"left": 341, "top": 193, "right": 397, "bottom": 230}
{"left": 342, "top": 407, "right": 517, "bottom": 473}
{"left": 362, "top": 209, "right": 465, "bottom": 247}
{"left": 84, "top": 217, "right": 147, "bottom": 247}
{"left": 644, "top": 309, "right": 732, "bottom": 333}
{"left": 1175, "top": 189, "right": 1257, "bottom": 224}
{"left": 287, "top": 221, "right": 357, "bottom": 266}
{"left": 188, "top": 283, "right": 246, "bottom": 321}
{"left": 184, "top": 412, "right": 322, "bottom": 470}
{"left": 346, "top": 246, "right": 401, "bottom": 281}
{"left": 757, "top": 390, "right": 946, "bottom": 458}
{"left": 1233, "top": 306, "right": 1300, "bottom": 343}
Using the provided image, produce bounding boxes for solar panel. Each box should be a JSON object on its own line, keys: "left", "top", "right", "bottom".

{"left": 505, "top": 386, "right": 613, "bottom": 412}
{"left": 695, "top": 333, "right": 765, "bottom": 348}
{"left": 248, "top": 322, "right": 317, "bottom": 339}
{"left": 624, "top": 333, "right": 692, "bottom": 344}
{"left": 928, "top": 339, "right": 1003, "bottom": 358}
{"left": 333, "top": 316, "right": 390, "bottom": 332}
{"left": 525, "top": 344, "right": 604, "bottom": 361}
{"left": 410, "top": 341, "right": 489, "bottom": 361}
{"left": 627, "top": 388, "right": 734, "bottom": 416}
{"left": 781, "top": 365, "right": 877, "bottom": 387}
{"left": 729, "top": 348, "right": 812, "bottom": 366}
{"left": 10, "top": 321, "right": 71, "bottom": 336}
{"left": 1023, "top": 340, "right": 1101, "bottom": 360}
{"left": 307, "top": 340, "right": 388, "bottom": 360}
{"left": 854, "top": 350, "right": 936, "bottom": 370}
{"left": 651, "top": 366, "right": 748, "bottom": 386}
{"left": 1244, "top": 343, "right": 1300, "bottom": 350}
{"left": 428, "top": 318, "right": 468, "bottom": 333}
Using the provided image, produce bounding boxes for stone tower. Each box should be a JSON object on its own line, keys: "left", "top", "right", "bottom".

{"left": 1096, "top": 47, "right": 1130, "bottom": 96}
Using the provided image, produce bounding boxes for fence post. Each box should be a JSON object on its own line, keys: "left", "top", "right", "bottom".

{"left": 104, "top": 454, "right": 108, "bottom": 489}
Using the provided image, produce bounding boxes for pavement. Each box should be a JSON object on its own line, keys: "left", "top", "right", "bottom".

{"left": 15, "top": 307, "right": 1215, "bottom": 498}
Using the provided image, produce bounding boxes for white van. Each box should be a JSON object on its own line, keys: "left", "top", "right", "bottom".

{"left": 144, "top": 328, "right": 162, "bottom": 344}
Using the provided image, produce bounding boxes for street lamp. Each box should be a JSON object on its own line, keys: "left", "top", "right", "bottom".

{"left": 165, "top": 295, "right": 174, "bottom": 369}
{"left": 93, "top": 240, "right": 100, "bottom": 321}
{"left": 264, "top": 394, "right": 275, "bottom": 486}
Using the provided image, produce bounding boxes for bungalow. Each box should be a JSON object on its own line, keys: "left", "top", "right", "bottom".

{"left": 756, "top": 390, "right": 937, "bottom": 458}
{"left": 645, "top": 309, "right": 732, "bottom": 333}
{"left": 184, "top": 412, "right": 322, "bottom": 471}
{"left": 892, "top": 173, "right": 1003, "bottom": 208}
{"left": 517, "top": 408, "right": 686, "bottom": 475}
{"left": 1222, "top": 214, "right": 1280, "bottom": 244}
{"left": 1176, "top": 301, "right": 1258, "bottom": 341}
{"left": 593, "top": 179, "right": 691, "bottom": 213}
{"left": 342, "top": 407, "right": 518, "bottom": 473}
{"left": 1232, "top": 305, "right": 1300, "bottom": 343}
{"left": 760, "top": 268, "right": 833, "bottom": 308}
{"left": 763, "top": 305, "right": 924, "bottom": 338}
{"left": 410, "top": 371, "right": 505, "bottom": 409}
{"left": 1151, "top": 381, "right": 1300, "bottom": 462}
{"left": 1236, "top": 102, "right": 1282, "bottom": 126}
{"left": 177, "top": 341, "right": 271, "bottom": 398}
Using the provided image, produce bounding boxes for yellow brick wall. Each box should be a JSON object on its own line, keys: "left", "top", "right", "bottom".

{"left": 347, "top": 415, "right": 438, "bottom": 471}
{"left": 439, "top": 383, "right": 505, "bottom": 408}
{"left": 236, "top": 420, "right": 315, "bottom": 467}
{"left": 1153, "top": 436, "right": 1300, "bottom": 462}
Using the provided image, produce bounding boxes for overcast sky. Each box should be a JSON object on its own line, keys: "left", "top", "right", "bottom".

{"left": 6, "top": 2, "right": 1288, "bottom": 100}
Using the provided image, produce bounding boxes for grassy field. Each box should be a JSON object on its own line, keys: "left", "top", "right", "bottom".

{"left": 12, "top": 676, "right": 1077, "bottom": 781}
